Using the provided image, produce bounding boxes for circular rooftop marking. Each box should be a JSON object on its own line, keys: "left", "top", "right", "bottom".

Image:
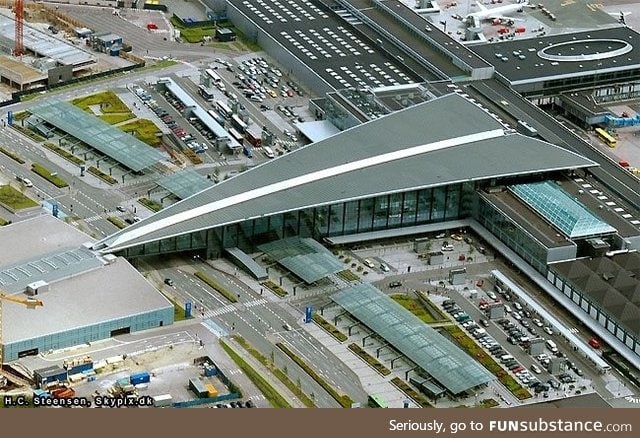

{"left": 537, "top": 39, "right": 633, "bottom": 62}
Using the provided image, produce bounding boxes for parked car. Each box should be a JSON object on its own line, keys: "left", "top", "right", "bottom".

{"left": 389, "top": 281, "right": 402, "bottom": 288}
{"left": 363, "top": 259, "right": 375, "bottom": 268}
{"left": 164, "top": 278, "right": 175, "bottom": 287}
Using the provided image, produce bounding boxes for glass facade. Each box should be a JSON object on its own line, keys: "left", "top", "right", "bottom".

{"left": 4, "top": 307, "right": 174, "bottom": 362}
{"left": 120, "top": 183, "right": 473, "bottom": 258}
{"left": 547, "top": 268, "right": 640, "bottom": 357}
{"left": 476, "top": 196, "right": 549, "bottom": 274}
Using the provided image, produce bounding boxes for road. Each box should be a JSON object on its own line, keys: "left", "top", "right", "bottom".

{"left": 470, "top": 79, "right": 640, "bottom": 209}
{"left": 148, "top": 255, "right": 368, "bottom": 407}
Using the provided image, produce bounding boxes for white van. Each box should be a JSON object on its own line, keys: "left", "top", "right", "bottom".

{"left": 500, "top": 355, "right": 514, "bottom": 363}
{"left": 263, "top": 146, "right": 275, "bottom": 159}
{"left": 545, "top": 339, "right": 558, "bottom": 353}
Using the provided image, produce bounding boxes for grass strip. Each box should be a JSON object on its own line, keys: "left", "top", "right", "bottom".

{"left": 263, "top": 280, "right": 288, "bottom": 297}
{"left": 220, "top": 339, "right": 291, "bottom": 408}
{"left": 43, "top": 143, "right": 85, "bottom": 166}
{"left": 107, "top": 216, "right": 126, "bottom": 229}
{"left": 119, "top": 118, "right": 162, "bottom": 146}
{"left": 0, "top": 146, "right": 25, "bottom": 164}
{"left": 88, "top": 166, "right": 118, "bottom": 185}
{"left": 233, "top": 335, "right": 315, "bottom": 408}
{"left": 194, "top": 271, "right": 238, "bottom": 303}
{"left": 312, "top": 314, "right": 347, "bottom": 342}
{"left": 72, "top": 91, "right": 131, "bottom": 114}
{"left": 442, "top": 326, "right": 532, "bottom": 400}
{"left": 31, "top": 163, "right": 68, "bottom": 188}
{"left": 392, "top": 294, "right": 449, "bottom": 324}
{"left": 0, "top": 185, "right": 38, "bottom": 210}
{"left": 99, "top": 113, "right": 135, "bottom": 125}
{"left": 276, "top": 342, "right": 354, "bottom": 408}
{"left": 138, "top": 197, "right": 163, "bottom": 212}
{"left": 390, "top": 377, "right": 433, "bottom": 408}
{"left": 0, "top": 217, "right": 10, "bottom": 226}
{"left": 337, "top": 269, "right": 359, "bottom": 282}
{"left": 348, "top": 343, "right": 391, "bottom": 376}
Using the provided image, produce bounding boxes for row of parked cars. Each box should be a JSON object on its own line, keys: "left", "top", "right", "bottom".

{"left": 159, "top": 92, "right": 210, "bottom": 154}
{"left": 443, "top": 299, "right": 546, "bottom": 393}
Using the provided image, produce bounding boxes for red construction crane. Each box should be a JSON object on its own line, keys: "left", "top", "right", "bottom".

{"left": 14, "top": 0, "right": 24, "bottom": 57}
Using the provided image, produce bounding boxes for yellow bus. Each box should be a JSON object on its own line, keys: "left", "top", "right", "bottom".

{"left": 595, "top": 128, "right": 617, "bottom": 148}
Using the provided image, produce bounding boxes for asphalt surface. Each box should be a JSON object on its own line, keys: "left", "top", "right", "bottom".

{"left": 147, "top": 255, "right": 368, "bottom": 407}
{"left": 469, "top": 79, "right": 640, "bottom": 210}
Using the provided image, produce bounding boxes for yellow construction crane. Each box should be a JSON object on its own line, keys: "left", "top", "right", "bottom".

{"left": 0, "top": 289, "right": 43, "bottom": 371}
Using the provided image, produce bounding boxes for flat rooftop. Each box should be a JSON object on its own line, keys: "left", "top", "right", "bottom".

{"left": 479, "top": 189, "right": 573, "bottom": 249}
{"left": 0, "top": 215, "right": 173, "bottom": 345}
{"left": 561, "top": 178, "right": 640, "bottom": 239}
{"left": 0, "top": 55, "right": 46, "bottom": 83}
{"left": 469, "top": 26, "right": 640, "bottom": 85}
{"left": 0, "top": 215, "right": 92, "bottom": 267}
{"left": 228, "top": 0, "right": 423, "bottom": 90}
{"left": 360, "top": 0, "right": 490, "bottom": 74}
{"left": 4, "top": 257, "right": 173, "bottom": 344}
{"left": 0, "top": 15, "right": 96, "bottom": 68}
{"left": 559, "top": 92, "right": 609, "bottom": 118}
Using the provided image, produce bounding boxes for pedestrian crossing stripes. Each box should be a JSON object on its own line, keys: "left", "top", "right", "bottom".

{"left": 84, "top": 216, "right": 103, "bottom": 223}
{"left": 568, "top": 328, "right": 580, "bottom": 334}
{"left": 203, "top": 299, "right": 268, "bottom": 318}
{"left": 245, "top": 298, "right": 267, "bottom": 307}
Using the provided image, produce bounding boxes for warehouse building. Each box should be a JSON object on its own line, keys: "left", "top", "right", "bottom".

{"left": 0, "top": 216, "right": 174, "bottom": 362}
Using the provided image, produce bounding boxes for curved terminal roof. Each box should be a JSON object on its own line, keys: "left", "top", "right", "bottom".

{"left": 96, "top": 94, "right": 596, "bottom": 253}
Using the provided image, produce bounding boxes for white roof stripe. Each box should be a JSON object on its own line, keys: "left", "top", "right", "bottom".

{"left": 107, "top": 129, "right": 504, "bottom": 248}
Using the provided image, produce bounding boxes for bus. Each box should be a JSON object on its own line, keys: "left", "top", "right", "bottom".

{"left": 207, "top": 110, "right": 225, "bottom": 126}
{"left": 216, "top": 100, "right": 233, "bottom": 118}
{"left": 368, "top": 394, "right": 387, "bottom": 408}
{"left": 595, "top": 128, "right": 617, "bottom": 148}
{"left": 245, "top": 129, "right": 262, "bottom": 147}
{"left": 198, "top": 85, "right": 214, "bottom": 102}
{"left": 205, "top": 68, "right": 222, "bottom": 84}
{"left": 228, "top": 128, "right": 244, "bottom": 145}
{"left": 231, "top": 114, "right": 248, "bottom": 133}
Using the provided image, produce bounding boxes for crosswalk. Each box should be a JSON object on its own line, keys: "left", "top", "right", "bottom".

{"left": 203, "top": 298, "right": 267, "bottom": 318}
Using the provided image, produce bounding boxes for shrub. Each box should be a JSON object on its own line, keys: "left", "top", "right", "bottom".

{"left": 88, "top": 166, "right": 118, "bottom": 185}
{"left": 31, "top": 163, "right": 68, "bottom": 188}
{"left": 183, "top": 148, "right": 203, "bottom": 164}
{"left": 312, "top": 314, "right": 347, "bottom": 342}
{"left": 107, "top": 216, "right": 126, "bottom": 229}
{"left": 390, "top": 377, "right": 433, "bottom": 408}
{"left": 336, "top": 270, "right": 359, "bottom": 282}
{"left": 43, "top": 143, "right": 85, "bottom": 166}
{"left": 263, "top": 280, "right": 288, "bottom": 297}
{"left": 138, "top": 197, "right": 163, "bottom": 212}
{"left": 348, "top": 344, "right": 391, "bottom": 376}
{"left": 194, "top": 271, "right": 238, "bottom": 303}
{"left": 11, "top": 124, "right": 46, "bottom": 142}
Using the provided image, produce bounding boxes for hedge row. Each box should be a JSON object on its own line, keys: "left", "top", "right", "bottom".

{"left": 31, "top": 163, "right": 68, "bottom": 188}
{"left": 263, "top": 280, "right": 288, "bottom": 297}
{"left": 194, "top": 271, "right": 238, "bottom": 303}
{"left": 138, "top": 197, "right": 163, "bottom": 212}
{"left": 443, "top": 326, "right": 531, "bottom": 400}
{"left": 44, "top": 143, "right": 85, "bottom": 166}
{"left": 348, "top": 343, "right": 391, "bottom": 376}
{"left": 107, "top": 216, "right": 126, "bottom": 229}
{"left": 312, "top": 314, "right": 347, "bottom": 342}
{"left": 88, "top": 166, "right": 118, "bottom": 185}
{"left": 11, "top": 124, "right": 46, "bottom": 142}
{"left": 337, "top": 269, "right": 359, "bottom": 282}
{"left": 220, "top": 340, "right": 291, "bottom": 408}
{"left": 183, "top": 148, "right": 203, "bottom": 164}
{"left": 276, "top": 342, "right": 354, "bottom": 408}
{"left": 0, "top": 146, "right": 25, "bottom": 164}
{"left": 390, "top": 377, "right": 433, "bottom": 408}
{"left": 233, "top": 335, "right": 315, "bottom": 408}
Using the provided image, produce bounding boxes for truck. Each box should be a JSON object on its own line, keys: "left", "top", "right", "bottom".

{"left": 152, "top": 394, "right": 173, "bottom": 407}
{"left": 130, "top": 371, "right": 151, "bottom": 386}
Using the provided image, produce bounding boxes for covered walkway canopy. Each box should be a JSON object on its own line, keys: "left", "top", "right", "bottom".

{"left": 29, "top": 100, "right": 165, "bottom": 172}
{"left": 331, "top": 284, "right": 495, "bottom": 395}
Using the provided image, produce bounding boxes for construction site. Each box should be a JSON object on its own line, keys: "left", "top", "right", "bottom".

{"left": 0, "top": 0, "right": 140, "bottom": 97}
